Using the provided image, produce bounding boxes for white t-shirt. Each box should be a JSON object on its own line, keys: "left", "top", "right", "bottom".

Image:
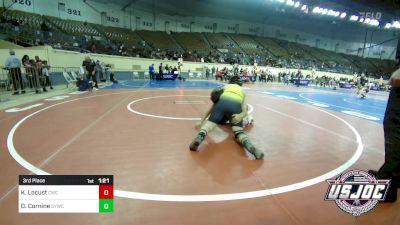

{"left": 42, "top": 67, "right": 50, "bottom": 76}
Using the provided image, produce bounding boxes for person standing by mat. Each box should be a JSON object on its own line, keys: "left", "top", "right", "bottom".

{"left": 149, "top": 63, "right": 155, "bottom": 80}
{"left": 369, "top": 58, "right": 400, "bottom": 202}
{"left": 82, "top": 56, "right": 98, "bottom": 89}
{"left": 189, "top": 76, "right": 264, "bottom": 159}
{"left": 5, "top": 49, "right": 25, "bottom": 95}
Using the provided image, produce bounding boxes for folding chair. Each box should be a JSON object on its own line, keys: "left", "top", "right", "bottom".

{"left": 63, "top": 72, "right": 77, "bottom": 89}
{"left": 70, "top": 71, "right": 80, "bottom": 80}
{"left": 144, "top": 71, "right": 150, "bottom": 79}
{"left": 188, "top": 72, "right": 194, "bottom": 79}
{"left": 132, "top": 71, "right": 139, "bottom": 79}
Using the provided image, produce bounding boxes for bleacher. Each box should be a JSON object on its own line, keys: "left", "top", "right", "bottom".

{"left": 172, "top": 32, "right": 210, "bottom": 54}
{"left": 298, "top": 45, "right": 332, "bottom": 62}
{"left": 367, "top": 58, "right": 397, "bottom": 74}
{"left": 320, "top": 49, "right": 356, "bottom": 68}
{"left": 2, "top": 10, "right": 44, "bottom": 29}
{"left": 44, "top": 16, "right": 100, "bottom": 37}
{"left": 95, "top": 25, "right": 142, "bottom": 46}
{"left": 341, "top": 54, "right": 377, "bottom": 72}
{"left": 276, "top": 40, "right": 316, "bottom": 61}
{"left": 0, "top": 10, "right": 58, "bottom": 46}
{"left": 204, "top": 33, "right": 241, "bottom": 54}
{"left": 0, "top": 8, "right": 396, "bottom": 76}
{"left": 252, "top": 37, "right": 290, "bottom": 58}
{"left": 136, "top": 30, "right": 180, "bottom": 51}
{"left": 230, "top": 34, "right": 264, "bottom": 56}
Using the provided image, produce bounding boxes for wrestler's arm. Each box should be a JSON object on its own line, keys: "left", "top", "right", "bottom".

{"left": 231, "top": 96, "right": 247, "bottom": 124}
{"left": 195, "top": 105, "right": 214, "bottom": 128}
{"left": 240, "top": 97, "right": 248, "bottom": 116}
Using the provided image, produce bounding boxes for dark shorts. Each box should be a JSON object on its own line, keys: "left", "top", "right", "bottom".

{"left": 208, "top": 98, "right": 243, "bottom": 127}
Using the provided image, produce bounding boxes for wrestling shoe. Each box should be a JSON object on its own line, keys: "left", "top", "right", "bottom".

{"left": 242, "top": 140, "right": 264, "bottom": 159}
{"left": 247, "top": 146, "right": 264, "bottom": 159}
{"left": 189, "top": 132, "right": 205, "bottom": 151}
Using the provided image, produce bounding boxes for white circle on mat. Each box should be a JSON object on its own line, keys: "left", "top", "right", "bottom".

{"left": 341, "top": 111, "right": 380, "bottom": 121}
{"left": 127, "top": 95, "right": 254, "bottom": 120}
{"left": 6, "top": 91, "right": 363, "bottom": 202}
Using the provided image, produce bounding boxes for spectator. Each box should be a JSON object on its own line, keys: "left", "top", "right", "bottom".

{"left": 22, "top": 55, "right": 39, "bottom": 93}
{"left": 21, "top": 55, "right": 32, "bottom": 89}
{"left": 165, "top": 64, "right": 170, "bottom": 74}
{"left": 96, "top": 60, "right": 105, "bottom": 82}
{"left": 5, "top": 49, "right": 25, "bottom": 95}
{"left": 159, "top": 63, "right": 163, "bottom": 80}
{"left": 259, "top": 70, "right": 267, "bottom": 82}
{"left": 149, "top": 64, "right": 155, "bottom": 80}
{"left": 369, "top": 60, "right": 400, "bottom": 203}
{"left": 206, "top": 67, "right": 210, "bottom": 80}
{"left": 35, "top": 56, "right": 48, "bottom": 92}
{"left": 211, "top": 66, "right": 216, "bottom": 78}
{"left": 41, "top": 60, "right": 53, "bottom": 90}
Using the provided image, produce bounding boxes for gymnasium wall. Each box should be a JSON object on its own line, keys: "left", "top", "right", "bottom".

{"left": 3, "top": 0, "right": 397, "bottom": 60}
{"left": 0, "top": 46, "right": 358, "bottom": 83}
{"left": 0, "top": 39, "right": 24, "bottom": 49}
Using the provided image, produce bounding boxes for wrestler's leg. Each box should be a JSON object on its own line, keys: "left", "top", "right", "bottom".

{"left": 231, "top": 125, "right": 264, "bottom": 159}
{"left": 190, "top": 121, "right": 217, "bottom": 151}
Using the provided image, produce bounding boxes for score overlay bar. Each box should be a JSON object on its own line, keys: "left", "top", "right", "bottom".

{"left": 19, "top": 175, "right": 113, "bottom": 213}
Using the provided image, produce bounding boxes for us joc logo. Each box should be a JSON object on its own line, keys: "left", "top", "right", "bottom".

{"left": 325, "top": 170, "right": 391, "bottom": 216}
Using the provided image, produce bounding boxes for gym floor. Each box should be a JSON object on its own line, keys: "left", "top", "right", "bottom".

{"left": 0, "top": 81, "right": 398, "bottom": 225}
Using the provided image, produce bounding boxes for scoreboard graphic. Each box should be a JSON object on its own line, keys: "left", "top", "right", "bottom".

{"left": 18, "top": 175, "right": 114, "bottom": 213}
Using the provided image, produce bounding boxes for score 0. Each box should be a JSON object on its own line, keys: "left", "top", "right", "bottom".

{"left": 99, "top": 184, "right": 113, "bottom": 213}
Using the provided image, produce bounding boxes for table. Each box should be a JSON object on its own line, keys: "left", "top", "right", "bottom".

{"left": 240, "top": 75, "right": 256, "bottom": 82}
{"left": 155, "top": 73, "right": 178, "bottom": 80}
{"left": 291, "top": 79, "right": 313, "bottom": 86}
{"left": 339, "top": 82, "right": 355, "bottom": 89}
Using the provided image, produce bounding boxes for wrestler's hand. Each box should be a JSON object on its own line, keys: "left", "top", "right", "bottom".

{"left": 231, "top": 113, "right": 244, "bottom": 124}
{"left": 390, "top": 68, "right": 400, "bottom": 87}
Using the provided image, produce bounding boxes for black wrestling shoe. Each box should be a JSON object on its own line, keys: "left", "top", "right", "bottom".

{"left": 243, "top": 140, "right": 264, "bottom": 159}
{"left": 12, "top": 92, "right": 19, "bottom": 95}
{"left": 247, "top": 146, "right": 264, "bottom": 160}
{"left": 21, "top": 90, "right": 26, "bottom": 94}
{"left": 189, "top": 133, "right": 205, "bottom": 151}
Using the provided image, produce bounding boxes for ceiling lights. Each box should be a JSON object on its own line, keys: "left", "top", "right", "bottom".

{"left": 271, "top": 0, "right": 397, "bottom": 29}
